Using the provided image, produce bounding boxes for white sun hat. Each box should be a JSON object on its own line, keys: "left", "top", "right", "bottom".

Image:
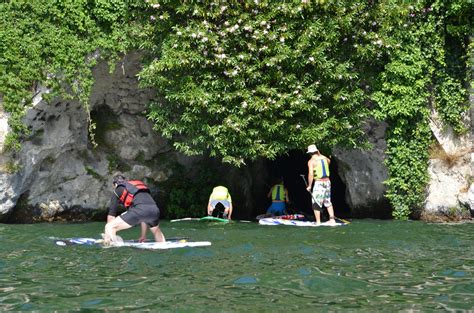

{"left": 306, "top": 144, "right": 319, "bottom": 154}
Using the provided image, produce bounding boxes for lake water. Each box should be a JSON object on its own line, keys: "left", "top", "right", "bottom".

{"left": 0, "top": 219, "right": 472, "bottom": 311}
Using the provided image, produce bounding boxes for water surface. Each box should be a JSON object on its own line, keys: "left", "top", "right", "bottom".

{"left": 0, "top": 220, "right": 472, "bottom": 311}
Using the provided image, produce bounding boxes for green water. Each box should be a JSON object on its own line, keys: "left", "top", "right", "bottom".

{"left": 0, "top": 220, "right": 472, "bottom": 311}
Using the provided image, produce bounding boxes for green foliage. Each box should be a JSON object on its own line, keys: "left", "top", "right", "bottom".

{"left": 0, "top": 0, "right": 145, "bottom": 150}
{"left": 369, "top": 1, "right": 470, "bottom": 219}
{"left": 141, "top": 1, "right": 374, "bottom": 165}
{"left": 160, "top": 162, "right": 218, "bottom": 219}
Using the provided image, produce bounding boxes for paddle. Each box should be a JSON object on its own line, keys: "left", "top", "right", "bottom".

{"left": 299, "top": 174, "right": 351, "bottom": 224}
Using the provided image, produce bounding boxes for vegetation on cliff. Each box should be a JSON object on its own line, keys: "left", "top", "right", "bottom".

{"left": 0, "top": 1, "right": 470, "bottom": 219}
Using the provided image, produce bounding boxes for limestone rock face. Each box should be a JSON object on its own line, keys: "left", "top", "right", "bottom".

{"left": 0, "top": 53, "right": 268, "bottom": 222}
{"left": 424, "top": 112, "right": 473, "bottom": 220}
{"left": 333, "top": 120, "right": 392, "bottom": 218}
{"left": 0, "top": 52, "right": 471, "bottom": 222}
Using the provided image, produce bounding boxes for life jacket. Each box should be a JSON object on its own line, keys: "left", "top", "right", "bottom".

{"left": 271, "top": 184, "right": 286, "bottom": 201}
{"left": 313, "top": 158, "right": 330, "bottom": 179}
{"left": 210, "top": 186, "right": 229, "bottom": 201}
{"left": 116, "top": 180, "right": 150, "bottom": 208}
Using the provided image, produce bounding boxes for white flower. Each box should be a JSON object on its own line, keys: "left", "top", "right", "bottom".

{"left": 296, "top": 124, "right": 301, "bottom": 129}
{"left": 151, "top": 3, "right": 160, "bottom": 8}
{"left": 177, "top": 31, "right": 182, "bottom": 36}
{"left": 309, "top": 56, "right": 315, "bottom": 62}
{"left": 279, "top": 37, "right": 285, "bottom": 42}
{"left": 242, "top": 101, "right": 248, "bottom": 108}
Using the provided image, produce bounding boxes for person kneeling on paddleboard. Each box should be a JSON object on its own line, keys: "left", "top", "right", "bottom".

{"left": 207, "top": 186, "right": 233, "bottom": 220}
{"left": 266, "top": 177, "right": 290, "bottom": 216}
{"left": 306, "top": 144, "right": 337, "bottom": 226}
{"left": 104, "top": 173, "right": 165, "bottom": 245}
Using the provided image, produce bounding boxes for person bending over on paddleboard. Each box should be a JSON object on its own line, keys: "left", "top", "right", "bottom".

{"left": 207, "top": 186, "right": 233, "bottom": 220}
{"left": 266, "top": 177, "right": 289, "bottom": 216}
{"left": 306, "top": 144, "right": 336, "bottom": 225}
{"left": 104, "top": 173, "right": 165, "bottom": 245}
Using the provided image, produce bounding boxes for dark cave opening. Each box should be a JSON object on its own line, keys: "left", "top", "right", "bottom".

{"left": 264, "top": 150, "right": 350, "bottom": 221}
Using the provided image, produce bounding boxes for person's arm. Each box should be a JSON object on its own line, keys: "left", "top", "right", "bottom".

{"left": 138, "top": 222, "right": 147, "bottom": 242}
{"left": 285, "top": 188, "right": 290, "bottom": 202}
{"left": 307, "top": 160, "right": 314, "bottom": 191}
{"left": 228, "top": 202, "right": 233, "bottom": 220}
{"left": 107, "top": 190, "right": 120, "bottom": 222}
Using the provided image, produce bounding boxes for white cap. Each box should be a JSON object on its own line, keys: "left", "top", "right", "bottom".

{"left": 306, "top": 144, "right": 318, "bottom": 154}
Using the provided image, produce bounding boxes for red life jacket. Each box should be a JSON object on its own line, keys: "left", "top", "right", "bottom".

{"left": 117, "top": 180, "right": 150, "bottom": 208}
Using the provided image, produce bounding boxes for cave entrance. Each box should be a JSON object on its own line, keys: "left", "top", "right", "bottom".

{"left": 266, "top": 150, "right": 350, "bottom": 220}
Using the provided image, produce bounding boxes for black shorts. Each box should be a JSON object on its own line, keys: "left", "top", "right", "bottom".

{"left": 120, "top": 204, "right": 160, "bottom": 227}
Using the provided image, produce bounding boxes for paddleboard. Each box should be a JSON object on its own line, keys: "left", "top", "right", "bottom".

{"left": 258, "top": 217, "right": 348, "bottom": 227}
{"left": 170, "top": 217, "right": 201, "bottom": 222}
{"left": 256, "top": 213, "right": 306, "bottom": 220}
{"left": 199, "top": 216, "right": 230, "bottom": 223}
{"left": 170, "top": 216, "right": 230, "bottom": 223}
{"left": 55, "top": 238, "right": 211, "bottom": 250}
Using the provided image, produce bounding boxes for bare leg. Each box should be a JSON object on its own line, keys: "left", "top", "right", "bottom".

{"left": 138, "top": 222, "right": 148, "bottom": 242}
{"left": 104, "top": 216, "right": 132, "bottom": 244}
{"left": 327, "top": 205, "right": 336, "bottom": 225}
{"left": 149, "top": 225, "right": 165, "bottom": 242}
{"left": 313, "top": 210, "right": 321, "bottom": 225}
{"left": 312, "top": 202, "right": 322, "bottom": 225}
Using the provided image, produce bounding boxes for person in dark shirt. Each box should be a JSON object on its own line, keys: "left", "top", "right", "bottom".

{"left": 103, "top": 173, "right": 165, "bottom": 245}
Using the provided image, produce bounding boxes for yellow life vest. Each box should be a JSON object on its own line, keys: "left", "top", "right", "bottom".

{"left": 210, "top": 186, "right": 230, "bottom": 201}
{"left": 271, "top": 184, "right": 286, "bottom": 201}
{"left": 313, "top": 158, "right": 330, "bottom": 179}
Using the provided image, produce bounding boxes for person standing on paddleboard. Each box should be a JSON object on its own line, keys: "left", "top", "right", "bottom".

{"left": 103, "top": 173, "right": 165, "bottom": 245}
{"left": 207, "top": 186, "right": 233, "bottom": 220}
{"left": 306, "top": 144, "right": 336, "bottom": 225}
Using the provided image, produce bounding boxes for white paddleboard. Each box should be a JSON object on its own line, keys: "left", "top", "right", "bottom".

{"left": 258, "top": 218, "right": 347, "bottom": 227}
{"left": 118, "top": 241, "right": 211, "bottom": 250}
{"left": 55, "top": 238, "right": 211, "bottom": 250}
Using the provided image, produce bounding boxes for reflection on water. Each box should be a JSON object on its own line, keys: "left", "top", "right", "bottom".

{"left": 0, "top": 220, "right": 472, "bottom": 311}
